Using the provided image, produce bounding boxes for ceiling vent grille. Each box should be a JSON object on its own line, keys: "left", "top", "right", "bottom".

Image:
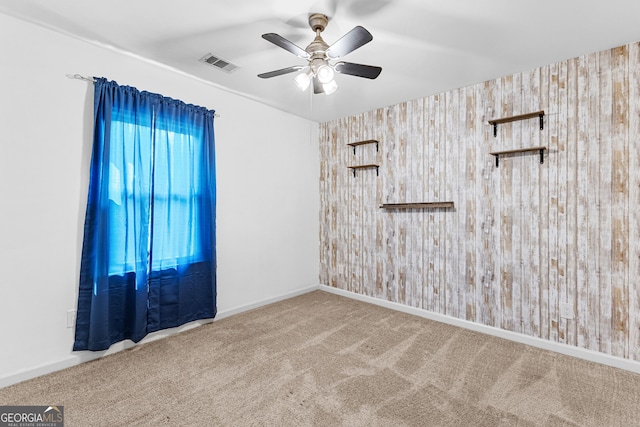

{"left": 199, "top": 53, "right": 240, "bottom": 73}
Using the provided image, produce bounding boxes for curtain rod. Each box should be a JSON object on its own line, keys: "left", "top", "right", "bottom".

{"left": 66, "top": 73, "right": 96, "bottom": 83}
{"left": 65, "top": 74, "right": 220, "bottom": 118}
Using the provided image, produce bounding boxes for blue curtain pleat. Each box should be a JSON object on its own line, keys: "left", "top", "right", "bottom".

{"left": 74, "top": 78, "right": 216, "bottom": 351}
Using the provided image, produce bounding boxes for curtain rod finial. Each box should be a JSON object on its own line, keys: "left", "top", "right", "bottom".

{"left": 66, "top": 73, "right": 96, "bottom": 83}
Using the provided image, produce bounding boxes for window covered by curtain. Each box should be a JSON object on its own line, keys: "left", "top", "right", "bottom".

{"left": 73, "top": 78, "right": 217, "bottom": 351}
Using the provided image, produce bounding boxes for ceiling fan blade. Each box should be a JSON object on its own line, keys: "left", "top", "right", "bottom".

{"left": 262, "top": 33, "right": 310, "bottom": 59}
{"left": 335, "top": 62, "right": 382, "bottom": 79}
{"left": 326, "top": 26, "right": 373, "bottom": 59}
{"left": 258, "top": 66, "right": 305, "bottom": 79}
{"left": 313, "top": 77, "right": 325, "bottom": 94}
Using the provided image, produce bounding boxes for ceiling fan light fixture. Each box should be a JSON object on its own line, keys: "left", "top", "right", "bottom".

{"left": 316, "top": 63, "right": 335, "bottom": 84}
{"left": 294, "top": 71, "right": 311, "bottom": 91}
{"left": 323, "top": 79, "right": 338, "bottom": 95}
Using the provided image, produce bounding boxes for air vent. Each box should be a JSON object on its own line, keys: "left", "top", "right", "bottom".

{"left": 199, "top": 53, "right": 240, "bottom": 73}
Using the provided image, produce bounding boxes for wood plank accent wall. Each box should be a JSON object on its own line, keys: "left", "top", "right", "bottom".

{"left": 319, "top": 41, "right": 640, "bottom": 361}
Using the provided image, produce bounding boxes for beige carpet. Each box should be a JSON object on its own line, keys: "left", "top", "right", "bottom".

{"left": 2, "top": 290, "right": 640, "bottom": 426}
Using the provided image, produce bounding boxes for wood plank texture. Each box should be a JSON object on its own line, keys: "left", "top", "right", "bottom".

{"left": 318, "top": 40, "right": 640, "bottom": 363}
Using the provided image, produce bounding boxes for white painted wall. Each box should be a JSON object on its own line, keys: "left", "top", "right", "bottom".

{"left": 0, "top": 13, "right": 319, "bottom": 387}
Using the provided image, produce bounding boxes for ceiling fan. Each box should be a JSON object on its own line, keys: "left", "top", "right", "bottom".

{"left": 258, "top": 13, "right": 382, "bottom": 95}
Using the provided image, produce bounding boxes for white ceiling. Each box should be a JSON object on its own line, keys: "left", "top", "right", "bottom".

{"left": 2, "top": 0, "right": 640, "bottom": 122}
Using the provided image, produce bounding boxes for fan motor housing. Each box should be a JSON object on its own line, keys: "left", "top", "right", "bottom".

{"left": 306, "top": 14, "right": 330, "bottom": 60}
{"left": 306, "top": 35, "right": 329, "bottom": 59}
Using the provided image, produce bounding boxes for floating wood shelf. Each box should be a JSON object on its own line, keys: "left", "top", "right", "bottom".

{"left": 347, "top": 139, "right": 378, "bottom": 154}
{"left": 489, "top": 146, "right": 547, "bottom": 167}
{"left": 488, "top": 110, "right": 545, "bottom": 137}
{"left": 380, "top": 202, "right": 455, "bottom": 209}
{"left": 347, "top": 164, "right": 379, "bottom": 177}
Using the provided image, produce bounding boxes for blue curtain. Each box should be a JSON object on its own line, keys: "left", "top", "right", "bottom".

{"left": 74, "top": 78, "right": 216, "bottom": 351}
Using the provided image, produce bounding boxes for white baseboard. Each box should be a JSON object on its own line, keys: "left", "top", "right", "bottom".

{"left": 10, "top": 283, "right": 632, "bottom": 389}
{"left": 0, "top": 284, "right": 320, "bottom": 389}
{"left": 319, "top": 285, "right": 640, "bottom": 375}
{"left": 215, "top": 284, "right": 320, "bottom": 320}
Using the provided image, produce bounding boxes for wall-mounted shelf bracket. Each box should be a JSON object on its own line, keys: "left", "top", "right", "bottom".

{"left": 490, "top": 146, "right": 547, "bottom": 167}
{"left": 348, "top": 164, "right": 379, "bottom": 177}
{"left": 347, "top": 139, "right": 379, "bottom": 155}
{"left": 488, "top": 110, "right": 545, "bottom": 137}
